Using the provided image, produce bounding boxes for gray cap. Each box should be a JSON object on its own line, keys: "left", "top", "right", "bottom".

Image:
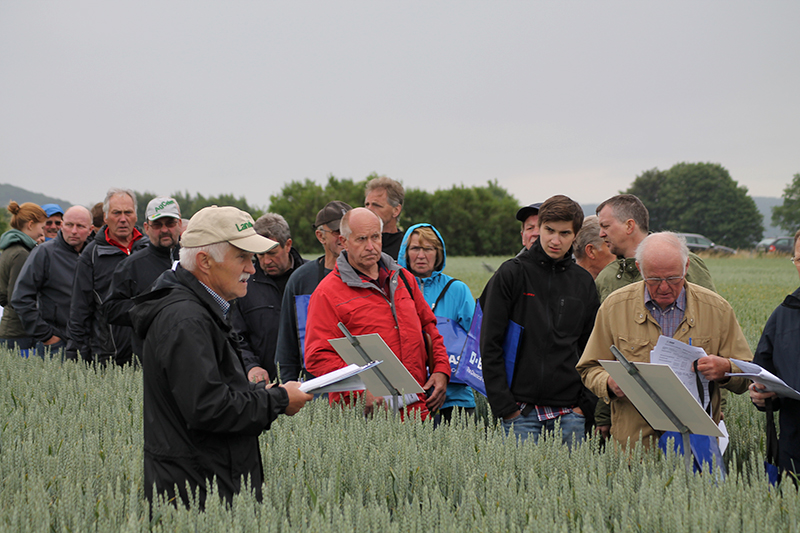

{"left": 313, "top": 201, "right": 352, "bottom": 231}
{"left": 516, "top": 202, "right": 542, "bottom": 222}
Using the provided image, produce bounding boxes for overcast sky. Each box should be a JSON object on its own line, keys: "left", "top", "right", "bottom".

{"left": 1, "top": 1, "right": 798, "bottom": 209}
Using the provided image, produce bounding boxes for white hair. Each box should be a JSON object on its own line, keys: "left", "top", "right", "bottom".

{"left": 635, "top": 232, "right": 689, "bottom": 273}
{"left": 179, "top": 242, "right": 230, "bottom": 272}
{"left": 103, "top": 188, "right": 137, "bottom": 215}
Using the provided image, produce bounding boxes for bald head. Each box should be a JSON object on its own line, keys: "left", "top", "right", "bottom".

{"left": 62, "top": 206, "right": 93, "bottom": 251}
{"left": 340, "top": 208, "right": 383, "bottom": 277}
{"left": 340, "top": 207, "right": 383, "bottom": 239}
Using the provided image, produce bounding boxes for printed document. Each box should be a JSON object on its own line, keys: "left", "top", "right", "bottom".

{"left": 650, "top": 336, "right": 710, "bottom": 410}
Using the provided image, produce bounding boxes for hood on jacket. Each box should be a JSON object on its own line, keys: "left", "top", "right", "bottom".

{"left": 0, "top": 229, "right": 38, "bottom": 251}
{"left": 397, "top": 223, "right": 447, "bottom": 277}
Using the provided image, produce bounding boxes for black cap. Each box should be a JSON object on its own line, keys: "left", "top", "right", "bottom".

{"left": 516, "top": 202, "right": 542, "bottom": 222}
{"left": 313, "top": 201, "right": 352, "bottom": 231}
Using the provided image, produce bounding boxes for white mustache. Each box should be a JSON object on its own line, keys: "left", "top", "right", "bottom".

{"left": 239, "top": 274, "right": 250, "bottom": 282}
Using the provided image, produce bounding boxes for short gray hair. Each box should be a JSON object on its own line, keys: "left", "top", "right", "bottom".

{"left": 340, "top": 210, "right": 383, "bottom": 239}
{"left": 103, "top": 188, "right": 137, "bottom": 216}
{"left": 179, "top": 242, "right": 230, "bottom": 272}
{"left": 365, "top": 176, "right": 405, "bottom": 208}
{"left": 635, "top": 232, "right": 689, "bottom": 274}
{"left": 253, "top": 213, "right": 291, "bottom": 246}
{"left": 573, "top": 215, "right": 604, "bottom": 260}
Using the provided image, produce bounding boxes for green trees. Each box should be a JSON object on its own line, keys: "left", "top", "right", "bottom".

{"left": 771, "top": 173, "right": 800, "bottom": 234}
{"left": 268, "top": 176, "right": 521, "bottom": 256}
{"left": 625, "top": 162, "right": 763, "bottom": 249}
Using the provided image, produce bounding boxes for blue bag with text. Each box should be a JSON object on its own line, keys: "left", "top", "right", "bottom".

{"left": 453, "top": 301, "right": 522, "bottom": 396}
{"left": 436, "top": 316, "right": 469, "bottom": 385}
{"left": 294, "top": 294, "right": 311, "bottom": 364}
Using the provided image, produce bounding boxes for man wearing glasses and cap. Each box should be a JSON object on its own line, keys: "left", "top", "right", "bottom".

{"left": 41, "top": 204, "right": 64, "bottom": 241}
{"left": 104, "top": 197, "right": 183, "bottom": 362}
{"left": 131, "top": 206, "right": 312, "bottom": 509}
{"left": 577, "top": 232, "right": 751, "bottom": 449}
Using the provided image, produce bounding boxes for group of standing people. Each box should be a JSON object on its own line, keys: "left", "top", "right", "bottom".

{"left": 1, "top": 177, "right": 798, "bottom": 508}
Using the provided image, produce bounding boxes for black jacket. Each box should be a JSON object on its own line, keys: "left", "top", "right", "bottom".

{"left": 382, "top": 231, "right": 404, "bottom": 260}
{"left": 480, "top": 239, "right": 600, "bottom": 421}
{"left": 231, "top": 247, "right": 307, "bottom": 379}
{"left": 130, "top": 265, "right": 289, "bottom": 507}
{"left": 103, "top": 242, "right": 178, "bottom": 359}
{"left": 753, "top": 287, "right": 800, "bottom": 476}
{"left": 65, "top": 227, "right": 148, "bottom": 365}
{"left": 11, "top": 231, "right": 84, "bottom": 342}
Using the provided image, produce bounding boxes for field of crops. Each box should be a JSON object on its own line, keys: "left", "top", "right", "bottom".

{"left": 1, "top": 256, "right": 799, "bottom": 531}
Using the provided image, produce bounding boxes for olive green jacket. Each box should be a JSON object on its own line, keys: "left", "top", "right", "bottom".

{"left": 595, "top": 252, "right": 715, "bottom": 303}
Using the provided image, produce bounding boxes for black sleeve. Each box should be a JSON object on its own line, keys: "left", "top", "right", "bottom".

{"left": 230, "top": 301, "right": 260, "bottom": 373}
{"left": 161, "top": 316, "right": 289, "bottom": 434}
{"left": 10, "top": 246, "right": 54, "bottom": 341}
{"left": 102, "top": 256, "right": 137, "bottom": 327}
{"left": 479, "top": 262, "right": 519, "bottom": 418}
{"left": 66, "top": 250, "right": 95, "bottom": 360}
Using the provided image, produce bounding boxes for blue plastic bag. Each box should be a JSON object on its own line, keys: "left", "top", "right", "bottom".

{"left": 436, "top": 316, "right": 469, "bottom": 385}
{"left": 294, "top": 294, "right": 311, "bottom": 365}
{"left": 658, "top": 431, "right": 727, "bottom": 479}
{"left": 453, "top": 301, "right": 522, "bottom": 397}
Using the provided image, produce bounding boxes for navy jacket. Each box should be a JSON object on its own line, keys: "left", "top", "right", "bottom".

{"left": 753, "top": 287, "right": 800, "bottom": 476}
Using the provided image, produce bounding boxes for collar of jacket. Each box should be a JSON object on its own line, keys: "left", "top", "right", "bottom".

{"left": 54, "top": 230, "right": 85, "bottom": 255}
{"left": 631, "top": 280, "right": 697, "bottom": 331}
{"left": 174, "top": 266, "right": 233, "bottom": 329}
{"left": 335, "top": 251, "right": 400, "bottom": 289}
{"left": 782, "top": 287, "right": 800, "bottom": 310}
{"left": 523, "top": 238, "right": 575, "bottom": 273}
{"left": 612, "top": 257, "right": 641, "bottom": 282}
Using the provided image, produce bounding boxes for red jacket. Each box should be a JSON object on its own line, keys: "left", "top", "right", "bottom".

{"left": 304, "top": 252, "right": 450, "bottom": 418}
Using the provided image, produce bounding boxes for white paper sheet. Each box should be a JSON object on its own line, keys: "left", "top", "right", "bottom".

{"left": 650, "top": 335, "right": 710, "bottom": 410}
{"left": 727, "top": 358, "right": 800, "bottom": 400}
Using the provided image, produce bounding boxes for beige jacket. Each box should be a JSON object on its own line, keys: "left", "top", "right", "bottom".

{"left": 576, "top": 281, "right": 752, "bottom": 449}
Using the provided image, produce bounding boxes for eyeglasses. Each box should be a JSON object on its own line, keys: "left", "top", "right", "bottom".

{"left": 319, "top": 228, "right": 340, "bottom": 236}
{"left": 45, "top": 220, "right": 62, "bottom": 227}
{"left": 148, "top": 218, "right": 179, "bottom": 229}
{"left": 643, "top": 276, "right": 685, "bottom": 287}
{"left": 409, "top": 246, "right": 436, "bottom": 255}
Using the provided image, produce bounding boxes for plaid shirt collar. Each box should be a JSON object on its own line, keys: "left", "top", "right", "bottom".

{"left": 198, "top": 281, "right": 231, "bottom": 318}
{"left": 644, "top": 286, "right": 686, "bottom": 337}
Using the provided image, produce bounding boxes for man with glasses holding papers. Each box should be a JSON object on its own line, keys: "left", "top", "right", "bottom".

{"left": 577, "top": 232, "right": 752, "bottom": 449}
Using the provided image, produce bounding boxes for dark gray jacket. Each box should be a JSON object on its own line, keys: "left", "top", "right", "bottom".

{"left": 11, "top": 231, "right": 85, "bottom": 342}
{"left": 65, "top": 227, "right": 148, "bottom": 365}
{"left": 103, "top": 242, "right": 178, "bottom": 359}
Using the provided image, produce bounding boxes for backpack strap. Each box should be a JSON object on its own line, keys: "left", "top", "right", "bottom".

{"left": 432, "top": 278, "right": 458, "bottom": 312}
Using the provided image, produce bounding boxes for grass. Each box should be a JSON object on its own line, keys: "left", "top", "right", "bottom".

{"left": 2, "top": 255, "right": 799, "bottom": 531}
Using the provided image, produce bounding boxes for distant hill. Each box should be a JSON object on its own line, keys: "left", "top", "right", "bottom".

{"left": 0, "top": 183, "right": 73, "bottom": 211}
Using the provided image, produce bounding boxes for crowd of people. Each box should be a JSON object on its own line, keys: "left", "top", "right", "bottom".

{"left": 0, "top": 176, "right": 797, "bottom": 507}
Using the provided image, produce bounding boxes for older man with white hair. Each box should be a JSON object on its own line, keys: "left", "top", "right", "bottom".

{"left": 130, "top": 206, "right": 312, "bottom": 509}
{"left": 577, "top": 232, "right": 752, "bottom": 449}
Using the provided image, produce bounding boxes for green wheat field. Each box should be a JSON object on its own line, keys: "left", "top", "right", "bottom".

{"left": 1, "top": 255, "right": 798, "bottom": 531}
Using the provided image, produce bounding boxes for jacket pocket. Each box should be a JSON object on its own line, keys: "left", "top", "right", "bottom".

{"left": 617, "top": 336, "right": 652, "bottom": 362}
{"left": 553, "top": 297, "right": 585, "bottom": 338}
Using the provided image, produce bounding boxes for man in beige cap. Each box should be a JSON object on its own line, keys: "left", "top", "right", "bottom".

{"left": 130, "top": 206, "right": 312, "bottom": 509}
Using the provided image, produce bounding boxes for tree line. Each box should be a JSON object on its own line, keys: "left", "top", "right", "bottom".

{"left": 7, "top": 162, "right": 796, "bottom": 253}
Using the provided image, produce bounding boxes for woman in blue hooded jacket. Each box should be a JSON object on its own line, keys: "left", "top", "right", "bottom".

{"left": 399, "top": 223, "right": 476, "bottom": 420}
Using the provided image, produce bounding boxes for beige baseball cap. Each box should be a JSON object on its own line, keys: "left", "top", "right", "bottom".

{"left": 181, "top": 206, "right": 278, "bottom": 253}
